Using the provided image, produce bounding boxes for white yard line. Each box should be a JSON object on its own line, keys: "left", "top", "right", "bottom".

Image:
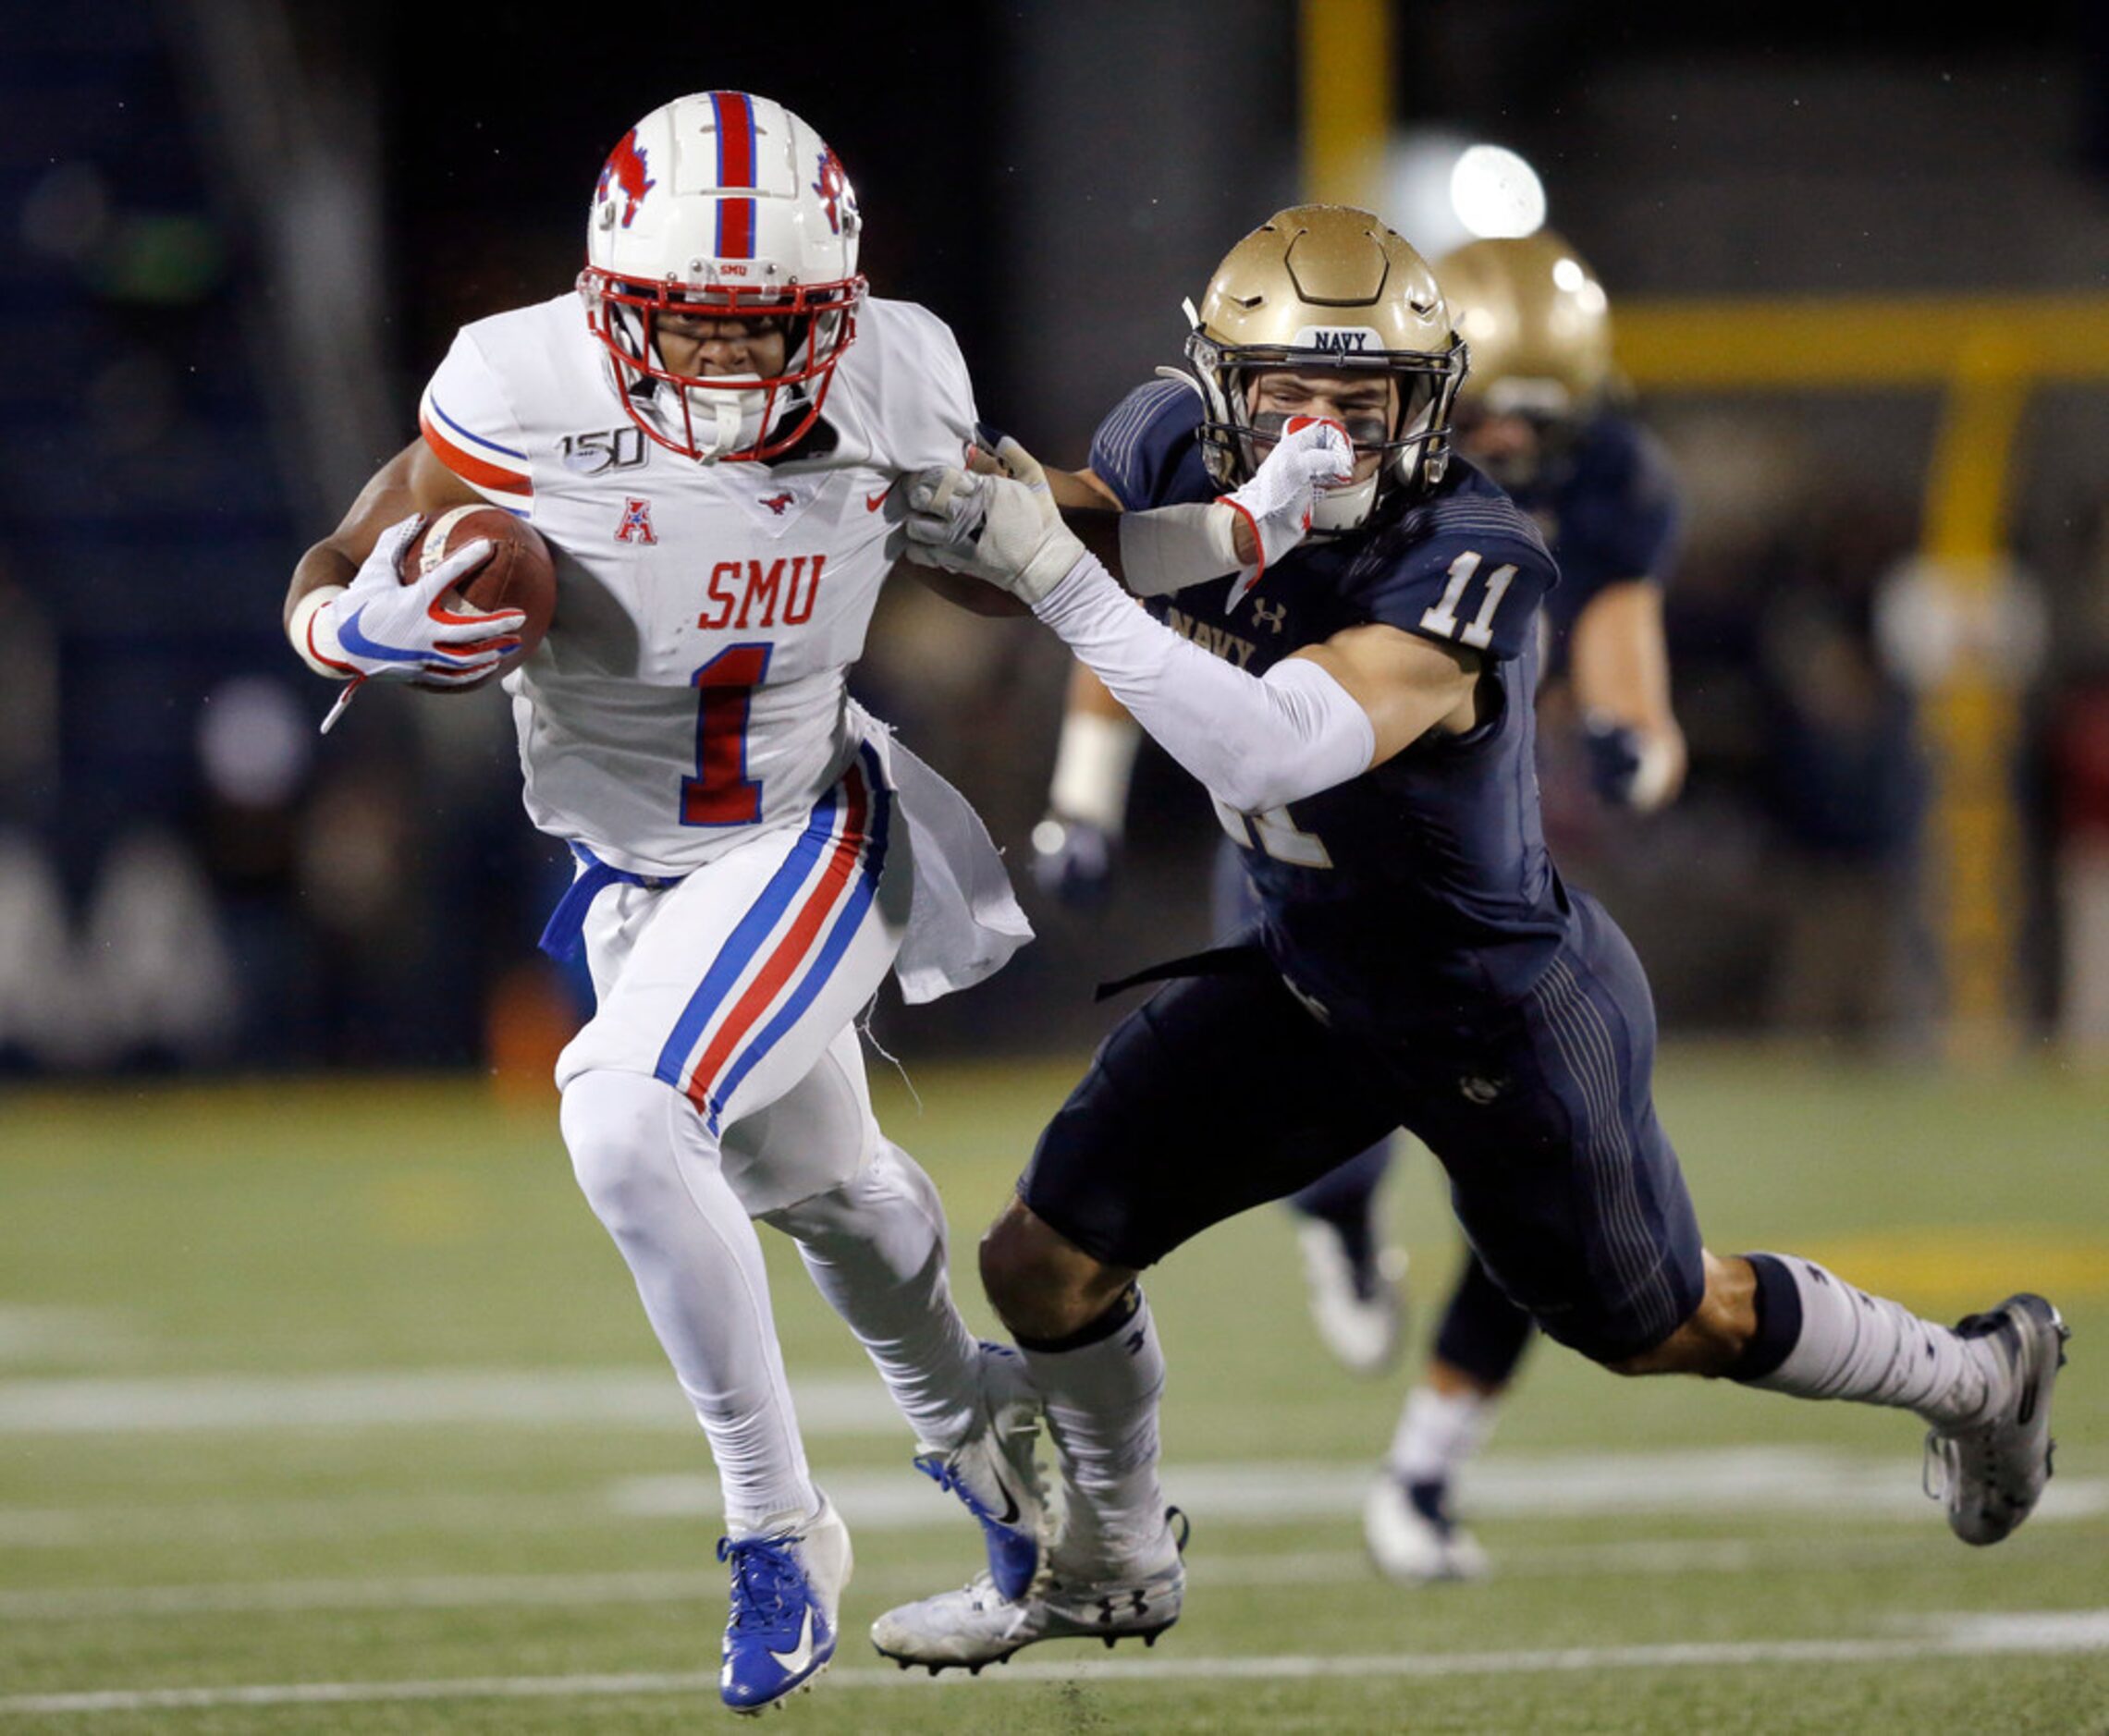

{"left": 5, "top": 1449, "right": 2101, "bottom": 1550}
{"left": 4, "top": 1614, "right": 2105, "bottom": 1715}
{"left": 0, "top": 1537, "right": 1928, "bottom": 1622}
{"left": 617, "top": 1449, "right": 2109, "bottom": 1525}
{"left": 0, "top": 1371, "right": 894, "bottom": 1435}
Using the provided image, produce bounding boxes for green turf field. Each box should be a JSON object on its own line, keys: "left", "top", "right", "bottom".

{"left": 2, "top": 1047, "right": 2104, "bottom": 1732}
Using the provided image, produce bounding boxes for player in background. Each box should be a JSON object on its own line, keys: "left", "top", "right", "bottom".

{"left": 281, "top": 92, "right": 1044, "bottom": 1713}
{"left": 872, "top": 206, "right": 2067, "bottom": 1671}
{"left": 1031, "top": 230, "right": 1689, "bottom": 1581}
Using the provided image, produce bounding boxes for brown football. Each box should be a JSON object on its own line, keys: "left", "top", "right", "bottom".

{"left": 400, "top": 505, "right": 557, "bottom": 688}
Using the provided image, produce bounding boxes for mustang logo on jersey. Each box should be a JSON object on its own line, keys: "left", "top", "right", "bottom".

{"left": 761, "top": 492, "right": 795, "bottom": 516}
{"left": 616, "top": 498, "right": 658, "bottom": 544}
{"left": 698, "top": 556, "right": 828, "bottom": 630}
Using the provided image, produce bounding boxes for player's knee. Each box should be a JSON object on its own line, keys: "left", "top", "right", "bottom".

{"left": 560, "top": 1070, "right": 681, "bottom": 1239}
{"left": 1602, "top": 1258, "right": 1755, "bottom": 1377}
{"left": 978, "top": 1204, "right": 1112, "bottom": 1341}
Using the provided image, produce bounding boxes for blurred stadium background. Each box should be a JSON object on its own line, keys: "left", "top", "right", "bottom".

{"left": 6, "top": 0, "right": 2109, "bottom": 1074}
{"left": 3, "top": 4, "right": 2107, "bottom": 1730}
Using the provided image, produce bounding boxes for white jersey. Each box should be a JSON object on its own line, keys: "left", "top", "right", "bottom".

{"left": 418, "top": 292, "right": 975, "bottom": 878}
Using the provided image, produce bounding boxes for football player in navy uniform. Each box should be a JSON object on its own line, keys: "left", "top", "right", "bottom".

{"left": 1031, "top": 229, "right": 1689, "bottom": 1582}
{"left": 870, "top": 206, "right": 2066, "bottom": 1670}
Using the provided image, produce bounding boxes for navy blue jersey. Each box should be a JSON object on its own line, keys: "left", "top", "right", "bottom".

{"left": 1089, "top": 379, "right": 1575, "bottom": 1026}
{"left": 1514, "top": 410, "right": 1681, "bottom": 650}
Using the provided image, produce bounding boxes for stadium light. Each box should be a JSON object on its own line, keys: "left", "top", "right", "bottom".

{"left": 1383, "top": 132, "right": 1548, "bottom": 258}
{"left": 1451, "top": 143, "right": 1547, "bottom": 238}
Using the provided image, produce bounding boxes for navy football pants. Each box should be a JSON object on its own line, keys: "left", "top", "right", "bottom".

{"left": 1022, "top": 891, "right": 1706, "bottom": 1365}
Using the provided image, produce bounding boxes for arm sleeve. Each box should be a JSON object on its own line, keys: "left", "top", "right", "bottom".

{"left": 1031, "top": 555, "right": 1375, "bottom": 813}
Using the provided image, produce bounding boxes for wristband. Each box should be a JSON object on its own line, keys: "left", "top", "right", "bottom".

{"left": 288, "top": 585, "right": 351, "bottom": 679}
{"left": 1048, "top": 708, "right": 1143, "bottom": 833}
{"left": 1115, "top": 503, "right": 1242, "bottom": 597}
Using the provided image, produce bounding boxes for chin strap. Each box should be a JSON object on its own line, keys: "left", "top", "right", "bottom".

{"left": 702, "top": 393, "right": 746, "bottom": 460}
{"left": 677, "top": 385, "right": 761, "bottom": 462}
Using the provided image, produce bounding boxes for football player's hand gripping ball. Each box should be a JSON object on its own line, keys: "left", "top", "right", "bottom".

{"left": 325, "top": 516, "right": 525, "bottom": 687}
{"left": 902, "top": 438, "right": 1085, "bottom": 606}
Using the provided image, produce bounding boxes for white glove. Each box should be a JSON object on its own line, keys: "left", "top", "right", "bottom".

{"left": 1220, "top": 416, "right": 1355, "bottom": 610}
{"left": 902, "top": 437, "right": 1085, "bottom": 606}
{"left": 306, "top": 516, "right": 525, "bottom": 688}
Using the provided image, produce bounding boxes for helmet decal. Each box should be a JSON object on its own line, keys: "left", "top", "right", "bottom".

{"left": 812, "top": 148, "right": 849, "bottom": 237}
{"left": 595, "top": 130, "right": 656, "bottom": 229}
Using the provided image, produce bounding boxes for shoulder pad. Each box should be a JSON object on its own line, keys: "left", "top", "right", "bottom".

{"left": 1089, "top": 377, "right": 1206, "bottom": 511}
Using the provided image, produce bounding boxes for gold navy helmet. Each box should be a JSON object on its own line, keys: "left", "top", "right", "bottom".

{"left": 1431, "top": 230, "right": 1614, "bottom": 422}
{"left": 1183, "top": 204, "right": 1466, "bottom": 532}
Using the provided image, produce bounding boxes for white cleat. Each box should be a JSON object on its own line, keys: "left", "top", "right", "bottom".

{"left": 1365, "top": 1473, "right": 1489, "bottom": 1583}
{"left": 1298, "top": 1221, "right": 1406, "bottom": 1375}
{"left": 1924, "top": 1292, "right": 2069, "bottom": 1547}
{"left": 914, "top": 1341, "right": 1048, "bottom": 1600}
{"left": 871, "top": 1510, "right": 1187, "bottom": 1674}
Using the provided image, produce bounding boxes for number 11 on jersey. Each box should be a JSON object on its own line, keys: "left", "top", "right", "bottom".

{"left": 681, "top": 643, "right": 769, "bottom": 825}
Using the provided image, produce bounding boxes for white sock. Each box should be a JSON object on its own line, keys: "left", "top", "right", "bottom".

{"left": 1019, "top": 1288, "right": 1171, "bottom": 1571}
{"left": 765, "top": 1140, "right": 983, "bottom": 1452}
{"left": 1741, "top": 1253, "right": 2005, "bottom": 1430}
{"left": 1389, "top": 1385, "right": 1499, "bottom": 1486}
{"left": 560, "top": 1069, "right": 815, "bottom": 1532}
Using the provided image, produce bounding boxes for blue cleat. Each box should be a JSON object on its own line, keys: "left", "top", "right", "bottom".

{"left": 717, "top": 1490, "right": 851, "bottom": 1713}
{"left": 913, "top": 1341, "right": 1048, "bottom": 1600}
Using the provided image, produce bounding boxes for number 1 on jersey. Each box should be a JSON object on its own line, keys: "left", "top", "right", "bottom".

{"left": 681, "top": 644, "right": 769, "bottom": 826}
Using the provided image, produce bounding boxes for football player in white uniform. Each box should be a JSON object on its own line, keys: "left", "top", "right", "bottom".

{"left": 281, "top": 92, "right": 1043, "bottom": 1713}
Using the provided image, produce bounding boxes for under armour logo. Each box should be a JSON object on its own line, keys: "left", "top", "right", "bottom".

{"left": 1250, "top": 597, "right": 1288, "bottom": 635}
{"left": 1458, "top": 1074, "right": 1507, "bottom": 1105}
{"left": 1096, "top": 1590, "right": 1148, "bottom": 1624}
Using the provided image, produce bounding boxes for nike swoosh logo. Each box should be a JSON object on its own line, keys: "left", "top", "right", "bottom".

{"left": 334, "top": 606, "right": 427, "bottom": 664}
{"left": 768, "top": 1608, "right": 815, "bottom": 1676}
{"left": 989, "top": 1473, "right": 1021, "bottom": 1527}
{"left": 865, "top": 489, "right": 890, "bottom": 512}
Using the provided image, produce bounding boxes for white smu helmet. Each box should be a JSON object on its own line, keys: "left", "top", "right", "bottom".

{"left": 578, "top": 92, "right": 866, "bottom": 462}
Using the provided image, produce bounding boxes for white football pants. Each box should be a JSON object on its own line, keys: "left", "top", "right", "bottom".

{"left": 562, "top": 1045, "right": 983, "bottom": 1530}
{"left": 554, "top": 746, "right": 983, "bottom": 1527}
